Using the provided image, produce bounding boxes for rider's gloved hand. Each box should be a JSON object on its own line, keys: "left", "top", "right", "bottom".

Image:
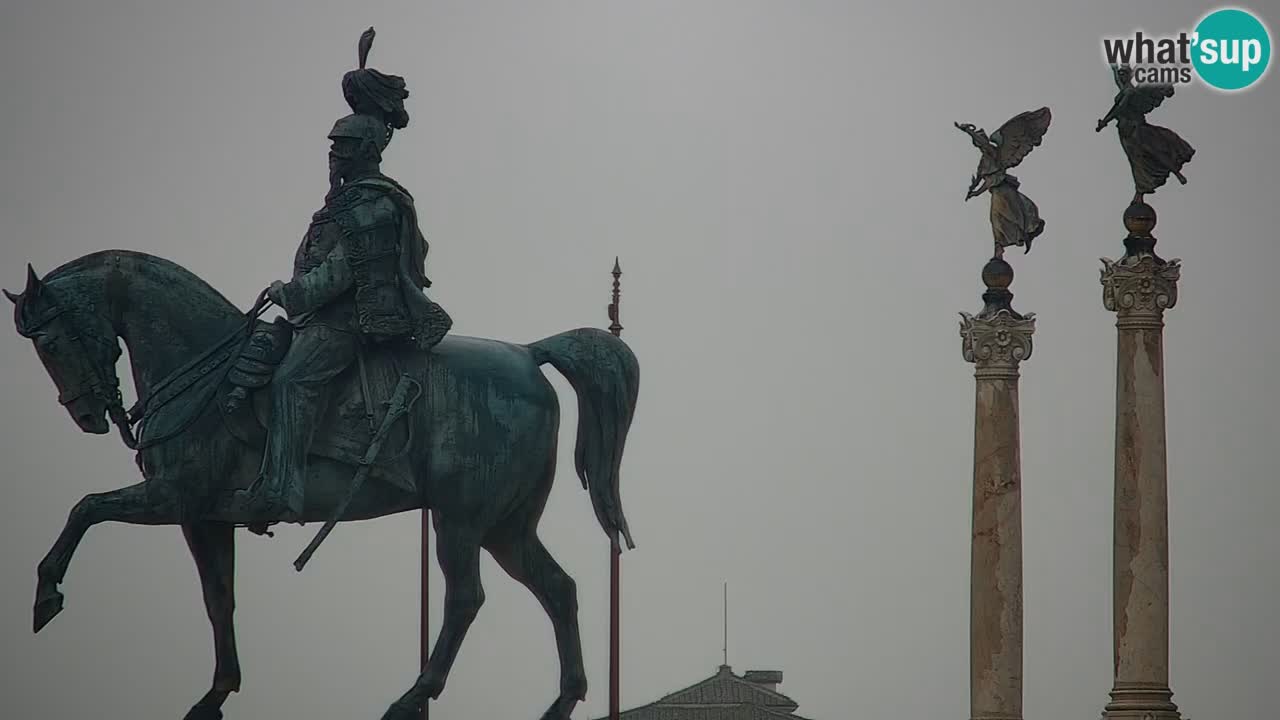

{"left": 266, "top": 280, "right": 287, "bottom": 306}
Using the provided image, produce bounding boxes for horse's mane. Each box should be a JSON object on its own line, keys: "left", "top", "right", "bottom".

{"left": 9, "top": 249, "right": 248, "bottom": 345}
{"left": 49, "top": 249, "right": 242, "bottom": 315}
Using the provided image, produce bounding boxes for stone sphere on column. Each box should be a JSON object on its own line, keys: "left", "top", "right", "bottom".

{"left": 1123, "top": 202, "right": 1158, "bottom": 236}
{"left": 982, "top": 256, "right": 1015, "bottom": 291}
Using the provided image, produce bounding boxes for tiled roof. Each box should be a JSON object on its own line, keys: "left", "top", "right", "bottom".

{"left": 592, "top": 665, "right": 813, "bottom": 720}
{"left": 657, "top": 666, "right": 798, "bottom": 711}
{"left": 618, "top": 704, "right": 812, "bottom": 720}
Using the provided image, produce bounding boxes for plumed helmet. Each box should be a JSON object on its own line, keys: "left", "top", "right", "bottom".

{"left": 338, "top": 27, "right": 409, "bottom": 149}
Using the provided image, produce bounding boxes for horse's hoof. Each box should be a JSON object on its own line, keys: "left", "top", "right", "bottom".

{"left": 33, "top": 588, "right": 64, "bottom": 633}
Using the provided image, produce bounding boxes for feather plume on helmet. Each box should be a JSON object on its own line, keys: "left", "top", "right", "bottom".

{"left": 339, "top": 27, "right": 410, "bottom": 148}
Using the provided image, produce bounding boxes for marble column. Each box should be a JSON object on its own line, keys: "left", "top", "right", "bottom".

{"left": 1099, "top": 202, "right": 1182, "bottom": 720}
{"left": 960, "top": 257, "right": 1035, "bottom": 720}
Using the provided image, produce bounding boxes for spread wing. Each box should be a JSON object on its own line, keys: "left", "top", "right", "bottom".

{"left": 1127, "top": 84, "right": 1174, "bottom": 116}
{"left": 991, "top": 107, "right": 1052, "bottom": 170}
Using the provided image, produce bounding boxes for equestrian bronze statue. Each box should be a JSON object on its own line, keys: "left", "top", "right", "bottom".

{"left": 6, "top": 28, "right": 639, "bottom": 720}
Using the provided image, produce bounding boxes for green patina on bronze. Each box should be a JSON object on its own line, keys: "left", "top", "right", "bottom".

{"left": 7, "top": 27, "right": 639, "bottom": 720}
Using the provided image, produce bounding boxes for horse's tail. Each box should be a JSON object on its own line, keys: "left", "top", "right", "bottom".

{"left": 528, "top": 328, "right": 639, "bottom": 550}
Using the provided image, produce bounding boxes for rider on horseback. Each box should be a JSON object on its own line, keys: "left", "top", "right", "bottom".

{"left": 233, "top": 38, "right": 451, "bottom": 522}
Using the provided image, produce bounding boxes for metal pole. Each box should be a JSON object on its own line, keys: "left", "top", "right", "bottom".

{"left": 421, "top": 509, "right": 430, "bottom": 720}
{"left": 608, "top": 258, "right": 623, "bottom": 720}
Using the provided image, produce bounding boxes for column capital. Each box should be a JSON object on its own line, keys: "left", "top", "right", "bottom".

{"left": 1100, "top": 255, "right": 1182, "bottom": 321}
{"left": 960, "top": 308, "right": 1036, "bottom": 376}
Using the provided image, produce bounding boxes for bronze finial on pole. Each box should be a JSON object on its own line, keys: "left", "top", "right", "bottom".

{"left": 608, "top": 257, "right": 623, "bottom": 337}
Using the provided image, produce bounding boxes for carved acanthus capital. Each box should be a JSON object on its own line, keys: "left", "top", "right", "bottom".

{"left": 959, "top": 309, "right": 1036, "bottom": 372}
{"left": 1100, "top": 255, "right": 1181, "bottom": 317}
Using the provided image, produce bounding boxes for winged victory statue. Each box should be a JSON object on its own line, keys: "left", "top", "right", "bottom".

{"left": 955, "top": 106, "right": 1052, "bottom": 258}
{"left": 1096, "top": 64, "right": 1194, "bottom": 205}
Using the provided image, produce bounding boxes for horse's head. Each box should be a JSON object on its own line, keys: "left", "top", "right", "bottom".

{"left": 7, "top": 264, "right": 123, "bottom": 435}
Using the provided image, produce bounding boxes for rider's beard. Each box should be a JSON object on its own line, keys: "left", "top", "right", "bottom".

{"left": 327, "top": 158, "right": 344, "bottom": 196}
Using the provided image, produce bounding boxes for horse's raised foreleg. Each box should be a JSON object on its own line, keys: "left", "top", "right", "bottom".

{"left": 488, "top": 533, "right": 587, "bottom": 720}
{"left": 35, "top": 480, "right": 177, "bottom": 633}
{"left": 381, "top": 520, "right": 485, "bottom": 720}
{"left": 180, "top": 521, "right": 240, "bottom": 720}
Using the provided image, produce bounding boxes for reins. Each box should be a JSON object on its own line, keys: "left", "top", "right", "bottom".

{"left": 117, "top": 290, "right": 276, "bottom": 451}
{"left": 13, "top": 284, "right": 277, "bottom": 453}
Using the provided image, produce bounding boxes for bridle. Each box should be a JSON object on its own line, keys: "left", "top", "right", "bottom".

{"left": 17, "top": 285, "right": 275, "bottom": 452}
{"left": 15, "top": 289, "right": 136, "bottom": 446}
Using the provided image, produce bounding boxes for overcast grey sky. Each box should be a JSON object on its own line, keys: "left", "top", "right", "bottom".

{"left": 1, "top": 1, "right": 1277, "bottom": 718}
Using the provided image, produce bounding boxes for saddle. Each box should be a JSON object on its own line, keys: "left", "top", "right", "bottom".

{"left": 218, "top": 319, "right": 422, "bottom": 495}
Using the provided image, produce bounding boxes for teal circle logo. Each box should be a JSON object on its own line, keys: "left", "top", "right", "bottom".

{"left": 1192, "top": 8, "right": 1271, "bottom": 90}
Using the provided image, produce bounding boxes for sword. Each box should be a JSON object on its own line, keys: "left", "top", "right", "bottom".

{"left": 293, "top": 373, "right": 422, "bottom": 572}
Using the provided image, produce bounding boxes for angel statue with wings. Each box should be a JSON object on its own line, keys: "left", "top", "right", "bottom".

{"left": 955, "top": 107, "right": 1052, "bottom": 257}
{"left": 1096, "top": 65, "right": 1195, "bottom": 204}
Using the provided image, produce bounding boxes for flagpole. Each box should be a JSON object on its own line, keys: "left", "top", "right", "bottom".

{"left": 608, "top": 257, "right": 623, "bottom": 720}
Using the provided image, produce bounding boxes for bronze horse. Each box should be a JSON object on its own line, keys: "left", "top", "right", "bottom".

{"left": 6, "top": 250, "right": 639, "bottom": 720}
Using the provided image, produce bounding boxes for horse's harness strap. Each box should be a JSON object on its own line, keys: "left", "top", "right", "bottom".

{"left": 17, "top": 288, "right": 131, "bottom": 441}
{"left": 127, "top": 328, "right": 250, "bottom": 425}
{"left": 124, "top": 300, "right": 276, "bottom": 452}
{"left": 127, "top": 343, "right": 243, "bottom": 451}
{"left": 15, "top": 306, "right": 67, "bottom": 336}
{"left": 19, "top": 274, "right": 274, "bottom": 453}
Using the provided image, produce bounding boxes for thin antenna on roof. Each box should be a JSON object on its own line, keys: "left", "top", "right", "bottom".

{"left": 723, "top": 581, "right": 728, "bottom": 667}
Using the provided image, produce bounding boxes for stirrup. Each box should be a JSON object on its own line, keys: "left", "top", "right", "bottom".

{"left": 233, "top": 474, "right": 271, "bottom": 500}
